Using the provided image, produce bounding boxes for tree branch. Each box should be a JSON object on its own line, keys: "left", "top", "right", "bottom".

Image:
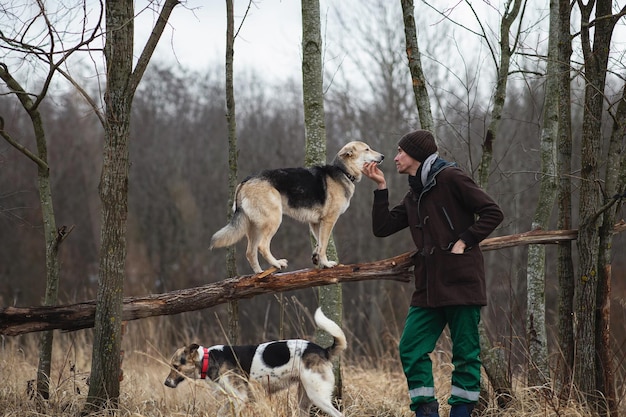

{"left": 0, "top": 115, "right": 48, "bottom": 170}
{"left": 129, "top": 0, "right": 180, "bottom": 95}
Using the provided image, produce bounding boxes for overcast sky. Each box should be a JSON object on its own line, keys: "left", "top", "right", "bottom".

{"left": 133, "top": 1, "right": 518, "bottom": 85}
{"left": 136, "top": 0, "right": 305, "bottom": 81}
{"left": 6, "top": 1, "right": 585, "bottom": 100}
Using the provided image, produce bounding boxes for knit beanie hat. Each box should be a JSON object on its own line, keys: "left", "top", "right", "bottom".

{"left": 398, "top": 130, "right": 438, "bottom": 162}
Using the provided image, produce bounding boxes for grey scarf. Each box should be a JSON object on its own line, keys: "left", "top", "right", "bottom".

{"left": 420, "top": 153, "right": 439, "bottom": 186}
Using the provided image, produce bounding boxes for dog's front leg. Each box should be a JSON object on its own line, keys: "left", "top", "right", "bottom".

{"left": 310, "top": 219, "right": 338, "bottom": 268}
{"left": 216, "top": 375, "right": 249, "bottom": 417}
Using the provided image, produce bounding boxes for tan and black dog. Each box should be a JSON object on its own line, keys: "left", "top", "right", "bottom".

{"left": 210, "top": 141, "right": 384, "bottom": 273}
{"left": 164, "top": 308, "right": 347, "bottom": 417}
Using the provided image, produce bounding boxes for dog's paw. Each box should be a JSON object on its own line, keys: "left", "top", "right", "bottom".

{"left": 273, "top": 259, "right": 288, "bottom": 269}
{"left": 313, "top": 253, "right": 337, "bottom": 269}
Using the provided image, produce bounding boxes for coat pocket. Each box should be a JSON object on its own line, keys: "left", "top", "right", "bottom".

{"left": 435, "top": 246, "right": 480, "bottom": 285}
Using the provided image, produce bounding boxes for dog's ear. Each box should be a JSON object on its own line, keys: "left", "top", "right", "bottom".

{"left": 339, "top": 146, "right": 354, "bottom": 158}
{"left": 185, "top": 343, "right": 201, "bottom": 362}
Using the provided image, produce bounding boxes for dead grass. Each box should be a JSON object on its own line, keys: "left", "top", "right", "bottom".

{"left": 0, "top": 330, "right": 616, "bottom": 417}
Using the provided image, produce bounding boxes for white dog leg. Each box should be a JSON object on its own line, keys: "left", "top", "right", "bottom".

{"left": 300, "top": 369, "right": 343, "bottom": 417}
{"left": 311, "top": 219, "right": 339, "bottom": 269}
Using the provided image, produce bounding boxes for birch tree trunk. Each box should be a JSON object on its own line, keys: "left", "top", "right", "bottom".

{"left": 301, "top": 0, "right": 343, "bottom": 399}
{"left": 225, "top": 0, "right": 240, "bottom": 345}
{"left": 525, "top": 0, "right": 558, "bottom": 386}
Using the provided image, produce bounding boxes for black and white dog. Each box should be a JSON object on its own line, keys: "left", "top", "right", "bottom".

{"left": 164, "top": 308, "right": 346, "bottom": 417}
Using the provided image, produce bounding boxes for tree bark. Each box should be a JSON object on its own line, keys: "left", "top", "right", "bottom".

{"left": 1, "top": 252, "right": 413, "bottom": 336}
{"left": 476, "top": 0, "right": 524, "bottom": 188}
{"left": 526, "top": 0, "right": 559, "bottom": 386}
{"left": 225, "top": 0, "right": 240, "bottom": 345}
{"left": 0, "top": 53, "right": 63, "bottom": 401}
{"left": 400, "top": 0, "right": 434, "bottom": 132}
{"left": 86, "top": 1, "right": 135, "bottom": 409}
{"left": 301, "top": 1, "right": 342, "bottom": 391}
{"left": 86, "top": 0, "right": 180, "bottom": 411}
{"left": 574, "top": 1, "right": 616, "bottom": 411}
{"left": 596, "top": 36, "right": 626, "bottom": 417}
{"left": 556, "top": 0, "right": 575, "bottom": 393}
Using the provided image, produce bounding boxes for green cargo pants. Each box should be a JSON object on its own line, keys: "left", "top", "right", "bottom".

{"left": 399, "top": 305, "right": 481, "bottom": 411}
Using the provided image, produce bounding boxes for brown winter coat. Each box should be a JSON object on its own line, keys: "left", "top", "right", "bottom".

{"left": 372, "top": 159, "right": 503, "bottom": 307}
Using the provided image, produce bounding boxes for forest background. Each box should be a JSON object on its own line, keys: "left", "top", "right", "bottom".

{"left": 1, "top": 0, "right": 626, "bottom": 415}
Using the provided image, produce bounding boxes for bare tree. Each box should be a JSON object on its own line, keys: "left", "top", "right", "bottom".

{"left": 597, "top": 77, "right": 626, "bottom": 417}
{"left": 574, "top": 1, "right": 626, "bottom": 414}
{"left": 86, "top": 0, "right": 180, "bottom": 411}
{"left": 556, "top": 0, "right": 575, "bottom": 393}
{"left": 475, "top": 0, "right": 527, "bottom": 188}
{"left": 400, "top": 0, "right": 434, "bottom": 132}
{"left": 525, "top": 0, "right": 559, "bottom": 386}
{"left": 224, "top": 0, "right": 240, "bottom": 345}
{"left": 301, "top": 0, "right": 343, "bottom": 398}
{"left": 0, "top": 1, "right": 101, "bottom": 399}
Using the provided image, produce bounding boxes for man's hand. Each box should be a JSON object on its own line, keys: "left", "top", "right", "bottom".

{"left": 362, "top": 161, "right": 387, "bottom": 190}
{"left": 451, "top": 239, "right": 467, "bottom": 254}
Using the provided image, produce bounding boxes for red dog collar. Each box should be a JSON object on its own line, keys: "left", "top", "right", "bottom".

{"left": 200, "top": 347, "right": 209, "bottom": 379}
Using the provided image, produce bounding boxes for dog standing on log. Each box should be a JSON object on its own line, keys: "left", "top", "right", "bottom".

{"left": 210, "top": 141, "right": 384, "bottom": 273}
{"left": 164, "top": 308, "right": 347, "bottom": 417}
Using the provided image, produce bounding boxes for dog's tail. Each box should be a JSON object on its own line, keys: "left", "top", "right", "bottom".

{"left": 314, "top": 308, "right": 347, "bottom": 359}
{"left": 210, "top": 184, "right": 247, "bottom": 249}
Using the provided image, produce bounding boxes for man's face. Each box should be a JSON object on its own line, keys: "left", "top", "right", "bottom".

{"left": 394, "top": 147, "right": 421, "bottom": 176}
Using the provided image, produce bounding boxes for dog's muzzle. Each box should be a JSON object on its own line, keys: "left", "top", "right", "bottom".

{"left": 164, "top": 376, "right": 182, "bottom": 388}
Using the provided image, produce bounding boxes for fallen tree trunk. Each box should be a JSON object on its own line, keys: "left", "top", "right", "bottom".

{"left": 1, "top": 253, "right": 413, "bottom": 336}
{"left": 2, "top": 222, "right": 624, "bottom": 336}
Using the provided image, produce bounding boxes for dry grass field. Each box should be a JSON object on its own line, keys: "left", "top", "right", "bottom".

{"left": 0, "top": 316, "right": 615, "bottom": 417}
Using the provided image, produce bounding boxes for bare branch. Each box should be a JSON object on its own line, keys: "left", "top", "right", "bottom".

{"left": 235, "top": 1, "right": 254, "bottom": 40}
{"left": 0, "top": 117, "right": 48, "bottom": 169}
{"left": 129, "top": 0, "right": 180, "bottom": 95}
{"left": 0, "top": 64, "right": 49, "bottom": 170}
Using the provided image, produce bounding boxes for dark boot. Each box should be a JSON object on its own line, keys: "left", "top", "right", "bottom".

{"left": 415, "top": 400, "right": 439, "bottom": 417}
{"left": 449, "top": 403, "right": 475, "bottom": 417}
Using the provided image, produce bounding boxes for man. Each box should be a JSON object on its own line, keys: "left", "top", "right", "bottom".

{"left": 362, "top": 130, "right": 503, "bottom": 417}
